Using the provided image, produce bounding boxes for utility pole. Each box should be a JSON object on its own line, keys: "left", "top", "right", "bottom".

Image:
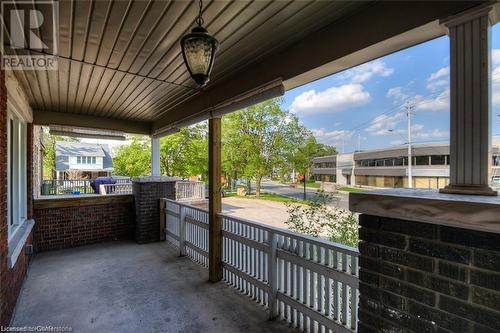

{"left": 357, "top": 134, "right": 361, "bottom": 152}
{"left": 406, "top": 101, "right": 414, "bottom": 189}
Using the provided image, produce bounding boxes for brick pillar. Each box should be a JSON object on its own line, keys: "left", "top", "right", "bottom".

{"left": 132, "top": 177, "right": 176, "bottom": 243}
{"left": 358, "top": 215, "right": 500, "bottom": 333}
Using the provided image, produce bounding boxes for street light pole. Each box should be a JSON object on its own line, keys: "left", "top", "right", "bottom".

{"left": 406, "top": 101, "right": 414, "bottom": 189}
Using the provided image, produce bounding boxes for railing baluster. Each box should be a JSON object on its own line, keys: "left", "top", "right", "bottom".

{"left": 341, "top": 253, "right": 348, "bottom": 326}
{"left": 179, "top": 205, "right": 186, "bottom": 256}
{"left": 268, "top": 231, "right": 278, "bottom": 319}
{"left": 162, "top": 199, "right": 360, "bottom": 333}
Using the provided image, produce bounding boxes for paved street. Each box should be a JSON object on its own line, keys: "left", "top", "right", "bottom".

{"left": 256, "top": 180, "right": 350, "bottom": 210}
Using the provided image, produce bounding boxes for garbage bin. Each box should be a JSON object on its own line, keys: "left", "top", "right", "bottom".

{"left": 41, "top": 182, "right": 51, "bottom": 195}
{"left": 90, "top": 176, "right": 117, "bottom": 194}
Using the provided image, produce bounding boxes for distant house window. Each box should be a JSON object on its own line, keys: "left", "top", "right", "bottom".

{"left": 77, "top": 156, "right": 97, "bottom": 164}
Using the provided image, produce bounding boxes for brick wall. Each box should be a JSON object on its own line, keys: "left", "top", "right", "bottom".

{"left": 34, "top": 196, "right": 135, "bottom": 252}
{"left": 358, "top": 214, "right": 500, "bottom": 333}
{"left": 133, "top": 180, "right": 175, "bottom": 243}
{"left": 0, "top": 63, "right": 34, "bottom": 325}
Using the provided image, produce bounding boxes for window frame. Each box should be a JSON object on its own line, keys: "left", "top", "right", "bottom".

{"left": 6, "top": 110, "right": 27, "bottom": 241}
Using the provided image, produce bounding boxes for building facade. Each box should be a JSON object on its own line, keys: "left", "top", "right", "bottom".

{"left": 312, "top": 144, "right": 499, "bottom": 189}
{"left": 55, "top": 142, "right": 114, "bottom": 180}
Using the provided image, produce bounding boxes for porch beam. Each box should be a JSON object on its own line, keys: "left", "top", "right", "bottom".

{"left": 208, "top": 117, "right": 222, "bottom": 282}
{"left": 33, "top": 110, "right": 151, "bottom": 135}
{"left": 440, "top": 3, "right": 498, "bottom": 196}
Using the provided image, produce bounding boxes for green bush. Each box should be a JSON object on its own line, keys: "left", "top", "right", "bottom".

{"left": 285, "top": 190, "right": 358, "bottom": 247}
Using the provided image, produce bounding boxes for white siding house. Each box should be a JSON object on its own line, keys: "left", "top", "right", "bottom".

{"left": 55, "top": 142, "right": 113, "bottom": 179}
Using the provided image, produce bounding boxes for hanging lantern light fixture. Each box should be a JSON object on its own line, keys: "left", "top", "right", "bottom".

{"left": 180, "top": 0, "right": 219, "bottom": 87}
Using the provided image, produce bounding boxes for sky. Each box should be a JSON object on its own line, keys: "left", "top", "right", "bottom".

{"left": 283, "top": 24, "right": 500, "bottom": 152}
{"left": 84, "top": 25, "right": 500, "bottom": 155}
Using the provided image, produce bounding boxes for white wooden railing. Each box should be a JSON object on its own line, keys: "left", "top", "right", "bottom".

{"left": 175, "top": 181, "right": 205, "bottom": 201}
{"left": 99, "top": 183, "right": 133, "bottom": 195}
{"left": 162, "top": 198, "right": 359, "bottom": 333}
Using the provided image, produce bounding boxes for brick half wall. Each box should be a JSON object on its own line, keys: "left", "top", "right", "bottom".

{"left": 33, "top": 195, "right": 135, "bottom": 252}
{"left": 358, "top": 214, "right": 500, "bottom": 333}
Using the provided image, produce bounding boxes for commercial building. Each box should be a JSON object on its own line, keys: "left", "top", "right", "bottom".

{"left": 312, "top": 143, "right": 500, "bottom": 189}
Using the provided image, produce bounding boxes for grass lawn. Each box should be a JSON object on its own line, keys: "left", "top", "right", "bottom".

{"left": 305, "top": 181, "right": 321, "bottom": 188}
{"left": 337, "top": 186, "right": 366, "bottom": 193}
{"left": 226, "top": 192, "right": 311, "bottom": 205}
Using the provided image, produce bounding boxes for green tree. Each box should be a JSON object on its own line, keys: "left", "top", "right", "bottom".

{"left": 113, "top": 136, "right": 151, "bottom": 176}
{"left": 222, "top": 98, "right": 306, "bottom": 196}
{"left": 160, "top": 123, "right": 208, "bottom": 178}
{"left": 289, "top": 135, "right": 337, "bottom": 181}
{"left": 42, "top": 128, "right": 79, "bottom": 179}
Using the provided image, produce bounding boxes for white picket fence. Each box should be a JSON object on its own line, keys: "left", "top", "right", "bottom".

{"left": 162, "top": 198, "right": 359, "bottom": 333}
{"left": 99, "top": 183, "right": 133, "bottom": 195}
{"left": 175, "top": 181, "right": 205, "bottom": 201}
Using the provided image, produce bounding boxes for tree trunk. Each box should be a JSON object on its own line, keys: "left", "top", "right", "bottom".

{"left": 256, "top": 177, "right": 262, "bottom": 197}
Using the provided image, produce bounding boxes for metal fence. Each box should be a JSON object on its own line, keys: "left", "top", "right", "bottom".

{"left": 162, "top": 198, "right": 359, "bottom": 333}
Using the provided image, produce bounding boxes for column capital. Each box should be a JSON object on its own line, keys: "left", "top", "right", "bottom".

{"left": 440, "top": 2, "right": 499, "bottom": 30}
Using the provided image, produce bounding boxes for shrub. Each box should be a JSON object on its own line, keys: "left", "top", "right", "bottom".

{"left": 285, "top": 190, "right": 358, "bottom": 247}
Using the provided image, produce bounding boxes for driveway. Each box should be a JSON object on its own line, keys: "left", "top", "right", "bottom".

{"left": 222, "top": 197, "right": 291, "bottom": 229}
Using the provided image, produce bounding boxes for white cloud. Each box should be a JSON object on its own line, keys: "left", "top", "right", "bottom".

{"left": 339, "top": 59, "right": 394, "bottom": 83}
{"left": 290, "top": 84, "right": 371, "bottom": 115}
{"left": 428, "top": 66, "right": 449, "bottom": 81}
{"left": 426, "top": 66, "right": 450, "bottom": 92}
{"left": 492, "top": 50, "right": 500, "bottom": 106}
{"left": 365, "top": 112, "right": 405, "bottom": 136}
{"left": 312, "top": 128, "right": 353, "bottom": 146}
{"left": 426, "top": 79, "right": 448, "bottom": 92}
{"left": 389, "top": 125, "right": 449, "bottom": 145}
{"left": 493, "top": 49, "right": 500, "bottom": 67}
{"left": 415, "top": 89, "right": 450, "bottom": 112}
{"left": 386, "top": 87, "right": 409, "bottom": 104}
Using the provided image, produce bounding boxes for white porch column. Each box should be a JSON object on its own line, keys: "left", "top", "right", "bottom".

{"left": 151, "top": 136, "right": 160, "bottom": 176}
{"left": 440, "top": 4, "right": 498, "bottom": 196}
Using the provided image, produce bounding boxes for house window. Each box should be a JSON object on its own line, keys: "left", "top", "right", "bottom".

{"left": 77, "top": 156, "right": 97, "bottom": 164}
{"left": 7, "top": 112, "right": 27, "bottom": 239}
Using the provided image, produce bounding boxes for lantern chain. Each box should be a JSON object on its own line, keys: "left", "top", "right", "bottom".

{"left": 196, "top": 0, "right": 204, "bottom": 27}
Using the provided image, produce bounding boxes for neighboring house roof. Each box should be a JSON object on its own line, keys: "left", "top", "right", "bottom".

{"left": 55, "top": 142, "right": 113, "bottom": 172}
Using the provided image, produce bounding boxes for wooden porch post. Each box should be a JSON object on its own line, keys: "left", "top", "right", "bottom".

{"left": 208, "top": 117, "right": 223, "bottom": 282}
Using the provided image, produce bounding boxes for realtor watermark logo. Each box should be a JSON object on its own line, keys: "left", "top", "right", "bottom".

{"left": 1, "top": 1, "right": 58, "bottom": 70}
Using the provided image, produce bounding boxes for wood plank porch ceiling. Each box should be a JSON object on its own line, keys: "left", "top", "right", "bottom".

{"left": 7, "top": 0, "right": 368, "bottom": 124}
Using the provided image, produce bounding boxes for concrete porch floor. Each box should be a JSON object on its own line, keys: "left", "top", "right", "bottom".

{"left": 12, "top": 241, "right": 294, "bottom": 333}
